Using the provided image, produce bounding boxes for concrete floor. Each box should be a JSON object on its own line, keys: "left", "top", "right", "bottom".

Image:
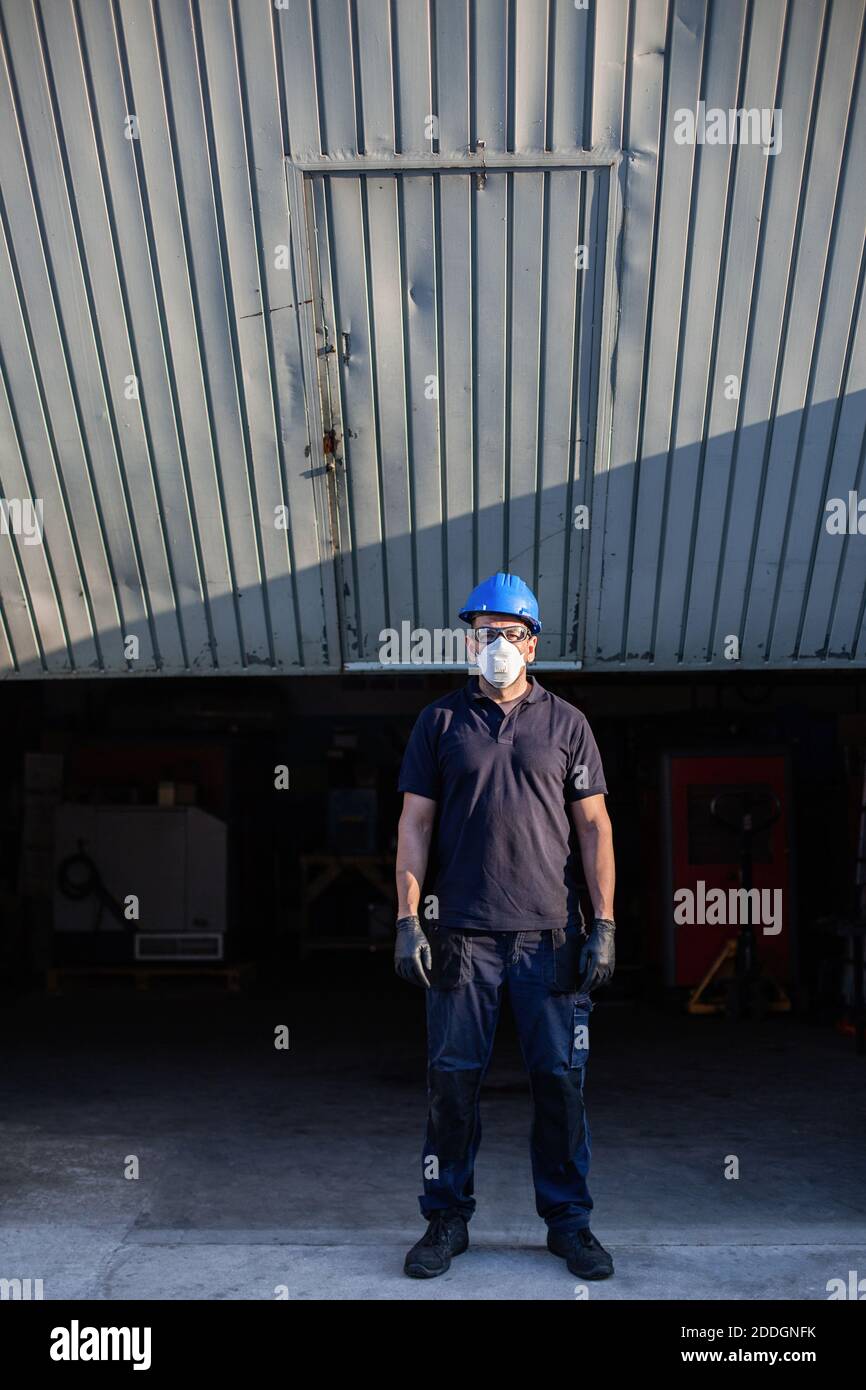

{"left": 2, "top": 970, "right": 865, "bottom": 1301}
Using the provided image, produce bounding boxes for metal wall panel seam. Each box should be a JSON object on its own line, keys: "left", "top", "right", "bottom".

{"left": 750, "top": 0, "right": 861, "bottom": 661}
{"left": 0, "top": 210, "right": 74, "bottom": 671}
{"left": 397, "top": 173, "right": 440, "bottom": 637}
{"left": 359, "top": 172, "right": 392, "bottom": 628}
{"left": 431, "top": 171, "right": 449, "bottom": 622}
{"left": 502, "top": 170, "right": 514, "bottom": 564}
{"left": 646, "top": 0, "right": 719, "bottom": 663}
{"left": 228, "top": 0, "right": 298, "bottom": 663}
{"left": 232, "top": 0, "right": 305, "bottom": 669}
{"left": 14, "top": 0, "right": 141, "bottom": 668}
{"left": 292, "top": 150, "right": 621, "bottom": 170}
{"left": 103, "top": 0, "right": 216, "bottom": 672}
{"left": 530, "top": 170, "right": 551, "bottom": 598}
{"left": 0, "top": 456, "right": 41, "bottom": 670}
{"left": 616, "top": 0, "right": 673, "bottom": 665}
{"left": 317, "top": 176, "right": 366, "bottom": 654}
{"left": 348, "top": 0, "right": 365, "bottom": 154}
{"left": 697, "top": 0, "right": 788, "bottom": 666}
{"left": 579, "top": 169, "right": 618, "bottom": 665}
{"left": 120, "top": 0, "right": 240, "bottom": 669}
{"left": 285, "top": 159, "right": 342, "bottom": 669}
{"left": 0, "top": 2, "right": 110, "bottom": 670}
{"left": 708, "top": 0, "right": 824, "bottom": 667}
{"left": 304, "top": 173, "right": 358, "bottom": 660}
{"left": 771, "top": 10, "right": 866, "bottom": 662}
{"left": 675, "top": 0, "right": 754, "bottom": 664}
{"left": 591, "top": 0, "right": 628, "bottom": 151}
{"left": 617, "top": 0, "right": 706, "bottom": 664}
{"left": 36, "top": 0, "right": 168, "bottom": 672}
{"left": 816, "top": 273, "right": 866, "bottom": 659}
{"left": 557, "top": 171, "right": 588, "bottom": 655}
{"left": 188, "top": 0, "right": 276, "bottom": 668}
{"left": 739, "top": 0, "right": 845, "bottom": 656}
{"left": 72, "top": 0, "right": 191, "bottom": 671}
{"left": 796, "top": 233, "right": 866, "bottom": 659}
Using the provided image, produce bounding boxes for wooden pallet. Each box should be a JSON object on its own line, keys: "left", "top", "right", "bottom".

{"left": 46, "top": 963, "right": 255, "bottom": 995}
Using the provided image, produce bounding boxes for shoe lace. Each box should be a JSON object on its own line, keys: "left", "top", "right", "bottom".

{"left": 426, "top": 1212, "right": 456, "bottom": 1249}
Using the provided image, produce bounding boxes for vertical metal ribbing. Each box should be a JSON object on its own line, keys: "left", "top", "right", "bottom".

{"left": 37, "top": 0, "right": 162, "bottom": 673}
{"left": 0, "top": 1, "right": 103, "bottom": 671}
{"left": 137, "top": 0, "right": 240, "bottom": 668}
{"left": 735, "top": 1, "right": 833, "bottom": 655}
{"left": 532, "top": 168, "right": 551, "bottom": 599}
{"left": 231, "top": 0, "right": 305, "bottom": 669}
{"left": 358, "top": 172, "right": 390, "bottom": 628}
{"left": 108, "top": 0, "right": 216, "bottom": 670}
{"left": 561, "top": 171, "right": 587, "bottom": 657}
{"left": 0, "top": 188, "right": 67, "bottom": 671}
{"left": 706, "top": 0, "right": 791, "bottom": 664}
{"left": 781, "top": 7, "right": 866, "bottom": 663}
{"left": 619, "top": 0, "right": 673, "bottom": 665}
{"left": 77, "top": 0, "right": 192, "bottom": 670}
{"left": 647, "top": 0, "right": 713, "bottom": 664}
{"left": 676, "top": 0, "right": 753, "bottom": 664}
{"left": 188, "top": 0, "right": 275, "bottom": 669}
{"left": 320, "top": 175, "right": 364, "bottom": 654}
{"left": 432, "top": 171, "right": 449, "bottom": 622}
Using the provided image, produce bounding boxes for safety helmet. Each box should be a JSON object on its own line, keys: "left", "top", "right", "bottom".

{"left": 458, "top": 572, "right": 542, "bottom": 635}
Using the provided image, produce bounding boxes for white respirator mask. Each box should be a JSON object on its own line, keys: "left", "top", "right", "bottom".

{"left": 476, "top": 634, "right": 525, "bottom": 688}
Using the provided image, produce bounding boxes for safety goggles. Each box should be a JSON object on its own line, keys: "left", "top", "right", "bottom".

{"left": 471, "top": 626, "right": 533, "bottom": 646}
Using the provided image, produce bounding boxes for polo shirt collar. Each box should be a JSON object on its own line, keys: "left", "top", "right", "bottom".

{"left": 465, "top": 672, "right": 545, "bottom": 705}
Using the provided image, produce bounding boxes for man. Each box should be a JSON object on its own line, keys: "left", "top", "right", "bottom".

{"left": 394, "top": 571, "right": 616, "bottom": 1281}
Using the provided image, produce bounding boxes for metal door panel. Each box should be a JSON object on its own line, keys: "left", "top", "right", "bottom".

{"left": 307, "top": 166, "right": 610, "bottom": 667}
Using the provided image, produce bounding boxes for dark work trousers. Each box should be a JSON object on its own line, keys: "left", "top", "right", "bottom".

{"left": 420, "top": 922, "right": 594, "bottom": 1233}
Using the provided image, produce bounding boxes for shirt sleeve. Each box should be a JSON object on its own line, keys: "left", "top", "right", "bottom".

{"left": 564, "top": 716, "right": 608, "bottom": 802}
{"left": 398, "top": 708, "right": 441, "bottom": 802}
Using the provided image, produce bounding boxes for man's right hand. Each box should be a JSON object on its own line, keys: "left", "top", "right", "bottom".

{"left": 394, "top": 916, "right": 432, "bottom": 988}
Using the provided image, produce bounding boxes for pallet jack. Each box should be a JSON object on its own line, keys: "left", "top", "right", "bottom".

{"left": 687, "top": 788, "right": 791, "bottom": 1019}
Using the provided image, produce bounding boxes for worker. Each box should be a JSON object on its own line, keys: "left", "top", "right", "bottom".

{"left": 394, "top": 571, "right": 616, "bottom": 1281}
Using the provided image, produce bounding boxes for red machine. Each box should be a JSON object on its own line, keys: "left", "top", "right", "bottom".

{"left": 661, "top": 752, "right": 794, "bottom": 1005}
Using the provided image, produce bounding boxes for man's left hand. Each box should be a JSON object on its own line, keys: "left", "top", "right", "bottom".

{"left": 578, "top": 917, "right": 616, "bottom": 992}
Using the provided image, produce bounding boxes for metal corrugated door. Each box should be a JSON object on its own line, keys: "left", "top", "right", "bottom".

{"left": 304, "top": 167, "right": 610, "bottom": 668}
{"left": 0, "top": 0, "right": 340, "bottom": 678}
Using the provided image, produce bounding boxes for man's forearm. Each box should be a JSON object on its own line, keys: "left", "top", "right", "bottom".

{"left": 396, "top": 820, "right": 432, "bottom": 918}
{"left": 576, "top": 823, "right": 615, "bottom": 920}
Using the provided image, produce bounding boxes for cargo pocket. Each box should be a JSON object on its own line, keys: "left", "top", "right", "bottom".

{"left": 547, "top": 923, "right": 584, "bottom": 994}
{"left": 428, "top": 925, "right": 471, "bottom": 990}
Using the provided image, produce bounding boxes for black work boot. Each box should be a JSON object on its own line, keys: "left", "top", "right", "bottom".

{"left": 404, "top": 1210, "right": 469, "bottom": 1279}
{"left": 547, "top": 1226, "right": 614, "bottom": 1280}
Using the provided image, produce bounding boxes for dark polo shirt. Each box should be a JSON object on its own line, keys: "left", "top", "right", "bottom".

{"left": 398, "top": 674, "right": 607, "bottom": 932}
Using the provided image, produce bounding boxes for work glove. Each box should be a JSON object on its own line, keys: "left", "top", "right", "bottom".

{"left": 394, "top": 915, "right": 432, "bottom": 988}
{"left": 578, "top": 917, "right": 616, "bottom": 992}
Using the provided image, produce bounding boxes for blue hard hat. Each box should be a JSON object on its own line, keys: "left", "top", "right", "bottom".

{"left": 458, "top": 572, "right": 542, "bottom": 635}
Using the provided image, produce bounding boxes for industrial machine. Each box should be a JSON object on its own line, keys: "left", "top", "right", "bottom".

{"left": 53, "top": 804, "right": 226, "bottom": 961}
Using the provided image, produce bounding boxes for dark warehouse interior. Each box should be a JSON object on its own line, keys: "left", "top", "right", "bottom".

{"left": 2, "top": 671, "right": 866, "bottom": 1299}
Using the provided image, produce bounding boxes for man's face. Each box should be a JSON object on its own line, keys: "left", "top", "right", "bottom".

{"left": 468, "top": 614, "right": 537, "bottom": 666}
